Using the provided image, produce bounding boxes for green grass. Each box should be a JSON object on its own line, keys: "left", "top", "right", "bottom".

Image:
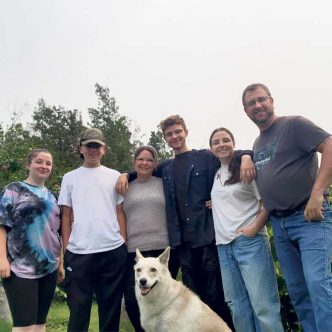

{"left": 0, "top": 319, "right": 11, "bottom": 332}
{"left": 0, "top": 299, "right": 134, "bottom": 332}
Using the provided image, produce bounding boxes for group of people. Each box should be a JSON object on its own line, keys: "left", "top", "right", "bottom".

{"left": 0, "top": 83, "right": 331, "bottom": 332}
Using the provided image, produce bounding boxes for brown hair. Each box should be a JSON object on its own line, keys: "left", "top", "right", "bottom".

{"left": 159, "top": 115, "right": 187, "bottom": 135}
{"left": 242, "top": 83, "right": 272, "bottom": 107}
{"left": 134, "top": 146, "right": 158, "bottom": 162}
{"left": 27, "top": 149, "right": 52, "bottom": 164}
{"left": 209, "top": 127, "right": 235, "bottom": 147}
{"left": 209, "top": 128, "right": 240, "bottom": 186}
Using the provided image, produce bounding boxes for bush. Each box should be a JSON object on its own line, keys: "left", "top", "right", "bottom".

{"left": 268, "top": 227, "right": 302, "bottom": 331}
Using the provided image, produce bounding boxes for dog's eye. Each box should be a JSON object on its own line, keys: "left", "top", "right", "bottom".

{"left": 150, "top": 268, "right": 157, "bottom": 272}
{"left": 136, "top": 268, "right": 141, "bottom": 272}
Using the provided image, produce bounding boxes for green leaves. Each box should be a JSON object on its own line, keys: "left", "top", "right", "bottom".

{"left": 148, "top": 129, "right": 173, "bottom": 161}
{"left": 0, "top": 83, "right": 135, "bottom": 190}
{"left": 88, "top": 83, "right": 134, "bottom": 172}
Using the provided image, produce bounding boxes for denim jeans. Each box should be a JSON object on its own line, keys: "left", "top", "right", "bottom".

{"left": 271, "top": 200, "right": 332, "bottom": 332}
{"left": 217, "top": 234, "right": 283, "bottom": 332}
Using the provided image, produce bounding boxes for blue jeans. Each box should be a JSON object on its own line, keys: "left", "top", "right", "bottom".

{"left": 217, "top": 234, "right": 283, "bottom": 332}
{"left": 271, "top": 200, "right": 332, "bottom": 332}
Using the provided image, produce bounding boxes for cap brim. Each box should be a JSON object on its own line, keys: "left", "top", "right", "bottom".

{"left": 81, "top": 139, "right": 105, "bottom": 145}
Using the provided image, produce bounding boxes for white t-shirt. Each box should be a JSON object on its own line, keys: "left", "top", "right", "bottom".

{"left": 211, "top": 164, "right": 267, "bottom": 245}
{"left": 58, "top": 166, "right": 124, "bottom": 254}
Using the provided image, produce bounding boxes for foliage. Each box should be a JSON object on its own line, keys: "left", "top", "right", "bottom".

{"left": 0, "top": 83, "right": 136, "bottom": 191}
{"left": 148, "top": 129, "right": 173, "bottom": 161}
{"left": 88, "top": 84, "right": 135, "bottom": 172}
{"left": 0, "top": 119, "right": 33, "bottom": 190}
{"left": 31, "top": 99, "right": 85, "bottom": 191}
{"left": 268, "top": 226, "right": 302, "bottom": 331}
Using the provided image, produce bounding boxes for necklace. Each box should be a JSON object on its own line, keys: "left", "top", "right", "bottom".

{"left": 217, "top": 164, "right": 229, "bottom": 186}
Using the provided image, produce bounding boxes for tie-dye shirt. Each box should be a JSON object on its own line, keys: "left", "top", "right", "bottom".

{"left": 0, "top": 182, "right": 61, "bottom": 279}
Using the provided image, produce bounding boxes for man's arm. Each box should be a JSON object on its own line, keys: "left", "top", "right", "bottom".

{"left": 0, "top": 226, "right": 10, "bottom": 278}
{"left": 305, "top": 136, "right": 332, "bottom": 221}
{"left": 57, "top": 237, "right": 64, "bottom": 284}
{"left": 116, "top": 203, "right": 127, "bottom": 242}
{"left": 234, "top": 150, "right": 256, "bottom": 183}
{"left": 116, "top": 162, "right": 165, "bottom": 195}
{"left": 116, "top": 173, "right": 130, "bottom": 195}
{"left": 61, "top": 205, "right": 73, "bottom": 253}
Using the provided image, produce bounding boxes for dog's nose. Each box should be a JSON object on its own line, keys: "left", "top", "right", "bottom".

{"left": 139, "top": 278, "right": 147, "bottom": 286}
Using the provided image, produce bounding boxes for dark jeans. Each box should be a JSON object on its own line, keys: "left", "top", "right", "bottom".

{"left": 177, "top": 242, "right": 234, "bottom": 331}
{"left": 124, "top": 248, "right": 179, "bottom": 332}
{"left": 63, "top": 244, "right": 127, "bottom": 332}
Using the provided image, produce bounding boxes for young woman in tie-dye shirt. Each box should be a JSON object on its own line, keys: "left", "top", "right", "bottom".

{"left": 0, "top": 149, "right": 62, "bottom": 332}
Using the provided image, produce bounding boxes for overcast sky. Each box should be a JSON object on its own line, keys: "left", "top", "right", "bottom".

{"left": 1, "top": 0, "right": 331, "bottom": 150}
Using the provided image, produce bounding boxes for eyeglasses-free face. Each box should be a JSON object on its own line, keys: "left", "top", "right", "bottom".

{"left": 26, "top": 152, "right": 53, "bottom": 184}
{"left": 245, "top": 95, "right": 271, "bottom": 108}
{"left": 79, "top": 143, "right": 106, "bottom": 167}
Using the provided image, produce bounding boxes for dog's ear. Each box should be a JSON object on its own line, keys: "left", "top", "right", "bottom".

{"left": 136, "top": 248, "right": 144, "bottom": 262}
{"left": 159, "top": 247, "right": 170, "bottom": 266}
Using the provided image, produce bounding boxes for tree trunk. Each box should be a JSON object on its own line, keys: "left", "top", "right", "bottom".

{"left": 0, "top": 282, "right": 10, "bottom": 322}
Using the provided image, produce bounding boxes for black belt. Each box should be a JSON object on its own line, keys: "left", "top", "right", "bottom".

{"left": 270, "top": 199, "right": 309, "bottom": 218}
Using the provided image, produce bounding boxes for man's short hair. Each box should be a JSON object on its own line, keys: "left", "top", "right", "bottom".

{"left": 242, "top": 83, "right": 272, "bottom": 107}
{"left": 159, "top": 115, "right": 187, "bottom": 135}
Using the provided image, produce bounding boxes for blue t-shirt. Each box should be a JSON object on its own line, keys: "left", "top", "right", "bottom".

{"left": 0, "top": 182, "right": 61, "bottom": 279}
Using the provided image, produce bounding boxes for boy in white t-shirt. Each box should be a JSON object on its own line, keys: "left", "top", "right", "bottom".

{"left": 58, "top": 128, "right": 127, "bottom": 332}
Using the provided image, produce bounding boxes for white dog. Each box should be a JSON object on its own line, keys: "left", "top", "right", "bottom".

{"left": 134, "top": 247, "right": 231, "bottom": 332}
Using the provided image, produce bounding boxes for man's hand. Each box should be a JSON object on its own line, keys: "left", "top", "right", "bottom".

{"left": 240, "top": 155, "right": 256, "bottom": 183}
{"left": 205, "top": 200, "right": 212, "bottom": 209}
{"left": 304, "top": 193, "right": 324, "bottom": 222}
{"left": 57, "top": 263, "right": 65, "bottom": 284}
{"left": 116, "top": 173, "right": 129, "bottom": 195}
{"left": 304, "top": 136, "right": 332, "bottom": 221}
{"left": 0, "top": 256, "right": 11, "bottom": 278}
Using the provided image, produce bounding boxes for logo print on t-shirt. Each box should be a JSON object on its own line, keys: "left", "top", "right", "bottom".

{"left": 254, "top": 139, "right": 278, "bottom": 171}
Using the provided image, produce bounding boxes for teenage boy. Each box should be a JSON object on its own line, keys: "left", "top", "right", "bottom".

{"left": 59, "top": 128, "right": 127, "bottom": 332}
{"left": 117, "top": 115, "right": 254, "bottom": 329}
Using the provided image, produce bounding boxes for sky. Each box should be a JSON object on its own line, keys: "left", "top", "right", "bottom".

{"left": 1, "top": 0, "right": 332, "bottom": 150}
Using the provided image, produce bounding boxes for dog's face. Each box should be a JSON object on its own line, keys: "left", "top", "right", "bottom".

{"left": 134, "top": 247, "right": 170, "bottom": 297}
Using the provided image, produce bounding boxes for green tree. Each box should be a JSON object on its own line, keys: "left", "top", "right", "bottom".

{"left": 31, "top": 99, "right": 84, "bottom": 189}
{"left": 88, "top": 83, "right": 134, "bottom": 172}
{"left": 0, "top": 119, "right": 33, "bottom": 189}
{"left": 148, "top": 129, "right": 173, "bottom": 161}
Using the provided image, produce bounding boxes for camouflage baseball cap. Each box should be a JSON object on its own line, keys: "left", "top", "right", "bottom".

{"left": 80, "top": 128, "right": 105, "bottom": 145}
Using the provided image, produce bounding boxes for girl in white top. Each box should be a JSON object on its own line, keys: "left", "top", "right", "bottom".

{"left": 210, "top": 128, "right": 283, "bottom": 332}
